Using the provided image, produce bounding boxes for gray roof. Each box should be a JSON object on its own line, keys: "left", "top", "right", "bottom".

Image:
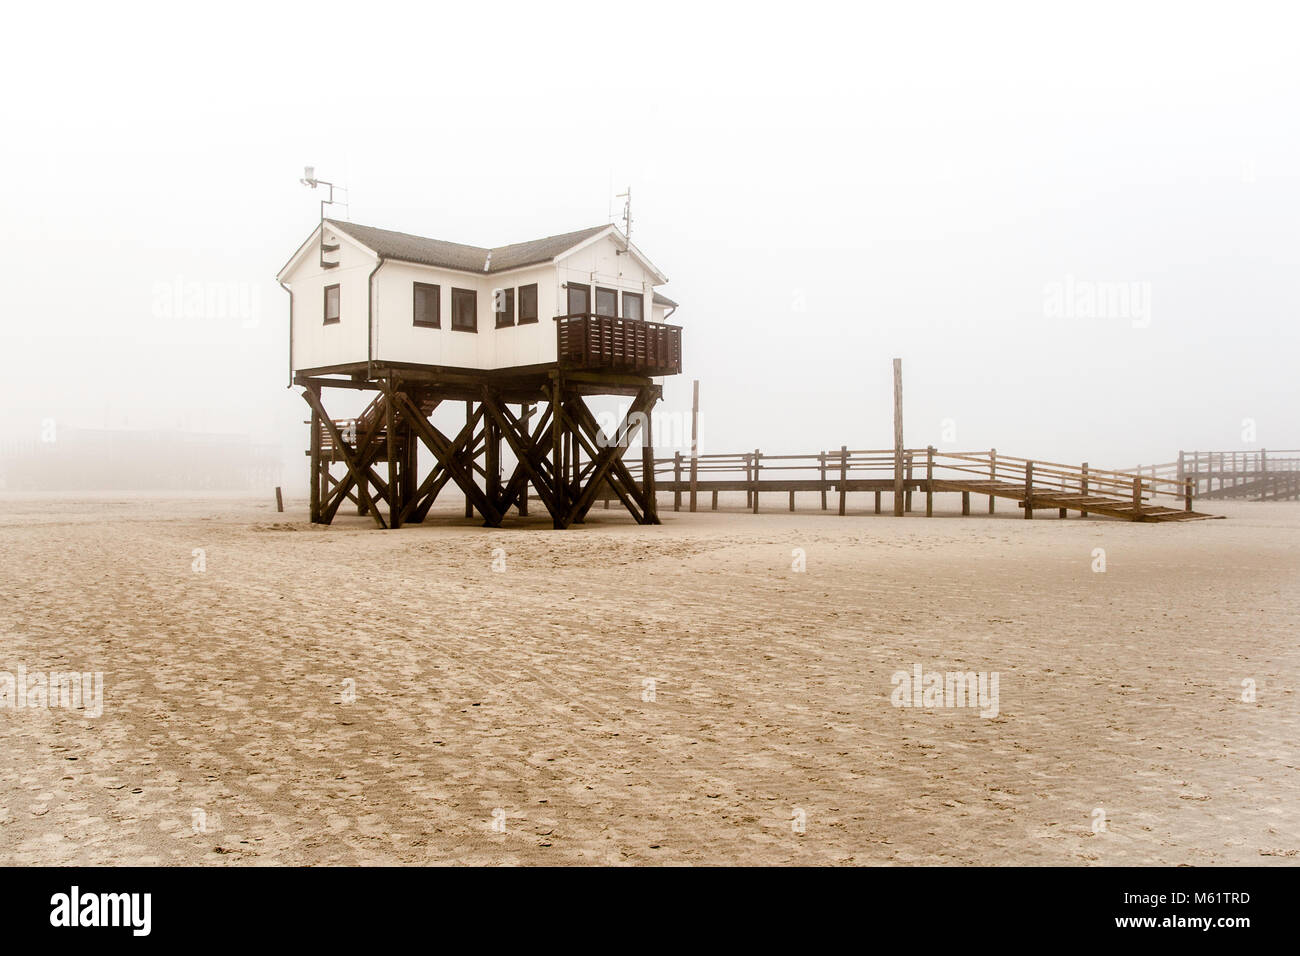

{"left": 652, "top": 291, "right": 679, "bottom": 308}
{"left": 324, "top": 219, "right": 610, "bottom": 274}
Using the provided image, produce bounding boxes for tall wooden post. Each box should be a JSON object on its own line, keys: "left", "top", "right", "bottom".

{"left": 485, "top": 404, "right": 500, "bottom": 520}
{"left": 689, "top": 380, "right": 700, "bottom": 512}
{"left": 892, "top": 358, "right": 905, "bottom": 517}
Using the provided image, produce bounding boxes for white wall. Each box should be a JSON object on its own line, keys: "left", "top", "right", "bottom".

{"left": 556, "top": 234, "right": 661, "bottom": 323}
{"left": 373, "top": 261, "right": 556, "bottom": 369}
{"left": 286, "top": 225, "right": 373, "bottom": 372}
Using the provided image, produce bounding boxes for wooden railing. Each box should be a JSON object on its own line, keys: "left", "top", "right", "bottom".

{"left": 1132, "top": 449, "right": 1300, "bottom": 501}
{"left": 555, "top": 313, "right": 682, "bottom": 375}
{"left": 620, "top": 447, "right": 1199, "bottom": 515}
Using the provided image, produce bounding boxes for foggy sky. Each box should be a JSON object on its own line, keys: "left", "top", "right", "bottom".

{"left": 2, "top": 1, "right": 1297, "bottom": 481}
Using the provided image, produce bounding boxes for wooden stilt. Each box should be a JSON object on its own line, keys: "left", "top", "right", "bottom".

{"left": 893, "top": 358, "right": 904, "bottom": 517}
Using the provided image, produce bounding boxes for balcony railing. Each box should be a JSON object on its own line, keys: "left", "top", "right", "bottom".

{"left": 555, "top": 313, "right": 682, "bottom": 376}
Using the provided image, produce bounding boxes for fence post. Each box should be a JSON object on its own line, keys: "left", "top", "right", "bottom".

{"left": 989, "top": 448, "right": 997, "bottom": 514}
{"left": 1131, "top": 476, "right": 1142, "bottom": 520}
{"left": 905, "top": 451, "right": 914, "bottom": 513}
{"left": 744, "top": 453, "right": 752, "bottom": 509}
{"left": 1024, "top": 460, "right": 1034, "bottom": 519}
{"left": 673, "top": 451, "right": 682, "bottom": 512}
{"left": 689, "top": 379, "right": 699, "bottom": 513}
{"left": 819, "top": 452, "right": 828, "bottom": 510}
{"left": 925, "top": 445, "right": 934, "bottom": 517}
{"left": 1260, "top": 448, "right": 1268, "bottom": 501}
{"left": 1185, "top": 472, "right": 1193, "bottom": 512}
{"left": 1080, "top": 462, "right": 1089, "bottom": 518}
{"left": 838, "top": 445, "right": 848, "bottom": 516}
{"left": 752, "top": 448, "right": 761, "bottom": 514}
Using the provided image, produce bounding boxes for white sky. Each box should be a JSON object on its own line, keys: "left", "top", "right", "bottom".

{"left": 1, "top": 0, "right": 1297, "bottom": 473}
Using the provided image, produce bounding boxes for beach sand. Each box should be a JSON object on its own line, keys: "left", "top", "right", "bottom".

{"left": 1, "top": 491, "right": 1297, "bottom": 865}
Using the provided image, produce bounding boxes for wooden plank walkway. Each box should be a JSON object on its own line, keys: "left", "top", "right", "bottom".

{"left": 622, "top": 447, "right": 1223, "bottom": 522}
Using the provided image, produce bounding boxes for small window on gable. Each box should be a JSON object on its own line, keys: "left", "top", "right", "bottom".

{"left": 323, "top": 284, "right": 340, "bottom": 325}
{"left": 451, "top": 288, "right": 477, "bottom": 332}
{"left": 566, "top": 283, "right": 590, "bottom": 316}
{"left": 413, "top": 282, "right": 440, "bottom": 328}
{"left": 622, "top": 291, "right": 644, "bottom": 321}
{"left": 494, "top": 287, "right": 515, "bottom": 328}
{"left": 518, "top": 283, "right": 538, "bottom": 324}
{"left": 595, "top": 287, "right": 617, "bottom": 317}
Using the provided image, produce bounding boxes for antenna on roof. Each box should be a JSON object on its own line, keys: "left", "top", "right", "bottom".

{"left": 299, "top": 166, "right": 348, "bottom": 268}
{"left": 615, "top": 186, "right": 632, "bottom": 242}
{"left": 299, "top": 166, "right": 349, "bottom": 221}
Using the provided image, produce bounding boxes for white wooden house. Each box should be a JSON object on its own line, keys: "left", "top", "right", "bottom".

{"left": 278, "top": 219, "right": 680, "bottom": 377}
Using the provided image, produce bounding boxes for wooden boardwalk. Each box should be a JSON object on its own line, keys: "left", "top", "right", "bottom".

{"left": 1133, "top": 450, "right": 1300, "bottom": 502}
{"left": 623, "top": 448, "right": 1222, "bottom": 522}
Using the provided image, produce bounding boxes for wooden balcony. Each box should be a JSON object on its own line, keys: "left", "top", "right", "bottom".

{"left": 556, "top": 313, "right": 682, "bottom": 376}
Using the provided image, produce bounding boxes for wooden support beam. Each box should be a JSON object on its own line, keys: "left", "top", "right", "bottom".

{"left": 1131, "top": 476, "right": 1142, "bottom": 520}
{"left": 893, "top": 358, "right": 904, "bottom": 517}
{"left": 308, "top": 383, "right": 322, "bottom": 523}
{"left": 751, "top": 448, "right": 761, "bottom": 514}
{"left": 301, "top": 388, "right": 387, "bottom": 529}
{"left": 1080, "top": 462, "right": 1089, "bottom": 518}
{"left": 961, "top": 490, "right": 970, "bottom": 515}
{"left": 385, "top": 385, "right": 401, "bottom": 529}
{"left": 875, "top": 489, "right": 882, "bottom": 514}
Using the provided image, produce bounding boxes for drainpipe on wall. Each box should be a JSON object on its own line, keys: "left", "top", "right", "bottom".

{"left": 280, "top": 280, "right": 293, "bottom": 388}
{"left": 366, "top": 257, "right": 386, "bottom": 381}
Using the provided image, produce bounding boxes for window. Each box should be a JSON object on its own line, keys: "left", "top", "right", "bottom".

{"left": 323, "top": 284, "right": 340, "bottom": 325}
{"left": 413, "top": 282, "right": 440, "bottom": 328}
{"left": 566, "top": 283, "right": 590, "bottom": 316}
{"left": 451, "top": 288, "right": 477, "bottom": 332}
{"left": 622, "top": 291, "right": 644, "bottom": 321}
{"left": 595, "top": 287, "right": 617, "bottom": 317}
{"left": 518, "top": 283, "right": 538, "bottom": 324}
{"left": 494, "top": 287, "right": 515, "bottom": 328}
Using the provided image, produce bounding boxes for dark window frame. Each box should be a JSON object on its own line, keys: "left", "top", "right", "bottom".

{"left": 323, "top": 283, "right": 340, "bottom": 325}
{"left": 413, "top": 281, "right": 440, "bottom": 328}
{"left": 494, "top": 287, "right": 515, "bottom": 328}
{"left": 517, "top": 283, "right": 539, "bottom": 324}
{"left": 622, "top": 291, "right": 644, "bottom": 321}
{"left": 594, "top": 286, "right": 618, "bottom": 318}
{"left": 451, "top": 288, "right": 478, "bottom": 333}
{"left": 566, "top": 282, "right": 591, "bottom": 316}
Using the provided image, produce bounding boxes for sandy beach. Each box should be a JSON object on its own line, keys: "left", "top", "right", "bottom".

{"left": 1, "top": 492, "right": 1297, "bottom": 866}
